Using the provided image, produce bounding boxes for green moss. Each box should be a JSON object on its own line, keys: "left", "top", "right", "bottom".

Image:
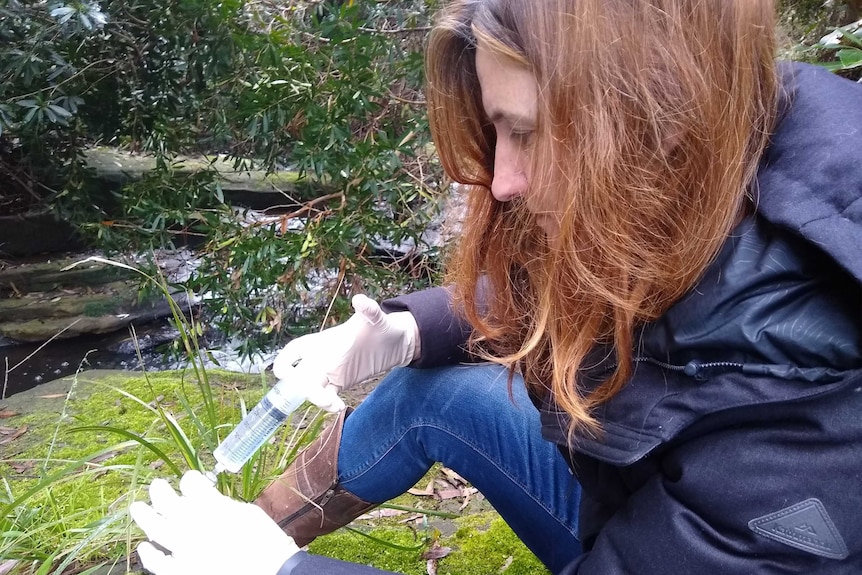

{"left": 308, "top": 512, "right": 548, "bottom": 575}
{"left": 443, "top": 514, "right": 550, "bottom": 575}
{"left": 1, "top": 370, "right": 548, "bottom": 575}
{"left": 82, "top": 297, "right": 123, "bottom": 317}
{"left": 309, "top": 528, "right": 428, "bottom": 574}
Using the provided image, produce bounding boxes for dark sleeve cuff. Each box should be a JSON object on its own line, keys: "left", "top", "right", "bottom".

{"left": 277, "top": 551, "right": 403, "bottom": 575}
{"left": 381, "top": 286, "right": 474, "bottom": 368}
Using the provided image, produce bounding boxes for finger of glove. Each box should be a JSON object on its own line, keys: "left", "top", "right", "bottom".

{"left": 130, "top": 502, "right": 173, "bottom": 551}
{"left": 303, "top": 383, "right": 346, "bottom": 413}
{"left": 352, "top": 294, "right": 386, "bottom": 327}
{"left": 272, "top": 341, "right": 307, "bottom": 381}
{"left": 179, "top": 470, "right": 221, "bottom": 501}
{"left": 136, "top": 542, "right": 179, "bottom": 575}
{"left": 148, "top": 478, "right": 182, "bottom": 518}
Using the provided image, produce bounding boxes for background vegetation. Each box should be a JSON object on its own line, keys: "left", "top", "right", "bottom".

{"left": 1, "top": 0, "right": 444, "bottom": 359}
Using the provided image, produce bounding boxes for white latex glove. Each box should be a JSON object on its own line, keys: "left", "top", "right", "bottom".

{"left": 273, "top": 294, "right": 418, "bottom": 412}
{"left": 129, "top": 470, "right": 298, "bottom": 575}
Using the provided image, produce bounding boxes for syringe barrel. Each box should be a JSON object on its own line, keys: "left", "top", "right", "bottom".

{"left": 213, "top": 381, "right": 307, "bottom": 474}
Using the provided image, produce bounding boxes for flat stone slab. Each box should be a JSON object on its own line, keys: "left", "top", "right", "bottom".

{"left": 0, "top": 257, "right": 187, "bottom": 342}
{"left": 84, "top": 147, "right": 323, "bottom": 208}
{"left": 0, "top": 256, "right": 134, "bottom": 292}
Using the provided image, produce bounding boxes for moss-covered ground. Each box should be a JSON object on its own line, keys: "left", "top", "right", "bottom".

{"left": 0, "top": 369, "right": 549, "bottom": 575}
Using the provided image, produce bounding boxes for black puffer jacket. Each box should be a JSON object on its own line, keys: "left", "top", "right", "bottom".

{"left": 383, "top": 63, "right": 862, "bottom": 574}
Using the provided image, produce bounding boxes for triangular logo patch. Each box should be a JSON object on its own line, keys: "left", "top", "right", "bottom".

{"left": 748, "top": 498, "right": 848, "bottom": 560}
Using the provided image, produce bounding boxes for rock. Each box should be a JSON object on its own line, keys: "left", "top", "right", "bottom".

{"left": 84, "top": 147, "right": 326, "bottom": 209}
{"left": 0, "top": 257, "right": 190, "bottom": 343}
{"left": 0, "top": 290, "right": 190, "bottom": 342}
{"left": 0, "top": 257, "right": 134, "bottom": 293}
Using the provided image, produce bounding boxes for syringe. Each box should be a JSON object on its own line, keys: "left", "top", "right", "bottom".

{"left": 211, "top": 379, "right": 308, "bottom": 476}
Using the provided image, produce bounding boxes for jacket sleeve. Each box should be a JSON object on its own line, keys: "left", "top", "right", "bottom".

{"left": 562, "top": 397, "right": 862, "bottom": 574}
{"left": 381, "top": 286, "right": 474, "bottom": 368}
{"left": 278, "top": 551, "right": 402, "bottom": 574}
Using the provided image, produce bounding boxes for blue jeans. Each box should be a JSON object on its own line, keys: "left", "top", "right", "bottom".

{"left": 337, "top": 364, "right": 582, "bottom": 573}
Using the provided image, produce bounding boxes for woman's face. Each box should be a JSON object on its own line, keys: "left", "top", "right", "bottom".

{"left": 475, "top": 43, "right": 556, "bottom": 235}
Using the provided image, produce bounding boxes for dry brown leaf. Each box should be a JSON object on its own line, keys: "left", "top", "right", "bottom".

{"left": 398, "top": 513, "right": 425, "bottom": 524}
{"left": 0, "top": 410, "right": 17, "bottom": 418}
{"left": 8, "top": 461, "right": 35, "bottom": 474}
{"left": 423, "top": 541, "right": 453, "bottom": 575}
{"left": 0, "top": 426, "right": 27, "bottom": 445}
{"left": 357, "top": 508, "right": 407, "bottom": 520}
{"left": 422, "top": 545, "right": 452, "bottom": 560}
{"left": 440, "top": 467, "right": 467, "bottom": 486}
{"left": 435, "top": 479, "right": 455, "bottom": 491}
{"left": 408, "top": 479, "right": 435, "bottom": 497}
{"left": 459, "top": 487, "right": 479, "bottom": 511}
{"left": 87, "top": 451, "right": 118, "bottom": 464}
{"left": 148, "top": 395, "right": 165, "bottom": 408}
{"left": 436, "top": 488, "right": 462, "bottom": 500}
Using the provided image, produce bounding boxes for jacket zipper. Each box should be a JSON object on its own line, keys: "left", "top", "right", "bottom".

{"left": 602, "top": 357, "right": 747, "bottom": 381}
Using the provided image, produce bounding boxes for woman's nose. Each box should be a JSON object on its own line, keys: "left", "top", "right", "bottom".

{"left": 490, "top": 140, "right": 528, "bottom": 202}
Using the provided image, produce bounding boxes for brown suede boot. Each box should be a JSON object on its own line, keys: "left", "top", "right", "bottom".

{"left": 254, "top": 408, "right": 376, "bottom": 547}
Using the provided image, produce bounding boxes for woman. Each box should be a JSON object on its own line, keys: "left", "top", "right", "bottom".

{"left": 132, "top": 0, "right": 862, "bottom": 573}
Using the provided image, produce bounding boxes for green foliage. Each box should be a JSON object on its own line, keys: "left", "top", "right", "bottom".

{"left": 810, "top": 20, "right": 862, "bottom": 80}
{"left": 779, "top": 0, "right": 861, "bottom": 42}
{"left": 2, "top": 0, "right": 443, "bottom": 356}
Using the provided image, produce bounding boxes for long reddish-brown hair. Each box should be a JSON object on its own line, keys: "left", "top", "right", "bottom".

{"left": 425, "top": 0, "right": 778, "bottom": 437}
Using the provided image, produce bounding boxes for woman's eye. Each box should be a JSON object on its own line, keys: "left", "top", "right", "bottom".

{"left": 512, "top": 131, "right": 534, "bottom": 145}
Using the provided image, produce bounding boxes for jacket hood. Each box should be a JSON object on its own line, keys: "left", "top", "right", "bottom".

{"left": 757, "top": 62, "right": 862, "bottom": 284}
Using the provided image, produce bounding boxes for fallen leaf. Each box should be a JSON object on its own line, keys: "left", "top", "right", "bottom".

{"left": 459, "top": 487, "right": 479, "bottom": 511}
{"left": 422, "top": 545, "right": 452, "bottom": 560}
{"left": 441, "top": 467, "right": 467, "bottom": 486}
{"left": 408, "top": 479, "right": 435, "bottom": 497}
{"left": 38, "top": 394, "right": 66, "bottom": 399}
{"left": 147, "top": 395, "right": 165, "bottom": 408}
{"left": 88, "top": 451, "right": 118, "bottom": 464}
{"left": 357, "top": 508, "right": 407, "bottom": 520}
{"left": 9, "top": 461, "right": 35, "bottom": 474}
{"left": 437, "top": 489, "right": 462, "bottom": 500}
{"left": 0, "top": 426, "right": 27, "bottom": 445}
{"left": 498, "top": 556, "right": 514, "bottom": 572}
{"left": 435, "top": 479, "right": 455, "bottom": 491}
{"left": 0, "top": 410, "right": 17, "bottom": 418}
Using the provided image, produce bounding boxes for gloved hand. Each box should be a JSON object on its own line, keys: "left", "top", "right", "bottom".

{"left": 130, "top": 470, "right": 298, "bottom": 575}
{"left": 273, "top": 294, "right": 418, "bottom": 412}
